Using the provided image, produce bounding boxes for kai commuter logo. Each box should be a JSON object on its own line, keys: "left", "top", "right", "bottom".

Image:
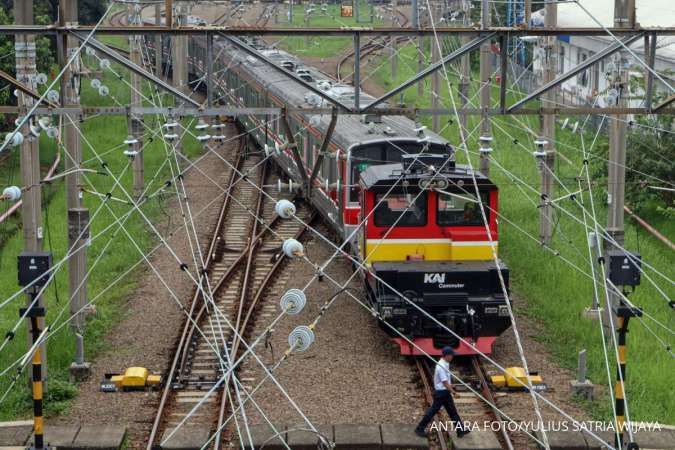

{"left": 424, "top": 273, "right": 445, "bottom": 283}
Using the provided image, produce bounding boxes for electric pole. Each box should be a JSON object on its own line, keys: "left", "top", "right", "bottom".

{"left": 59, "top": 0, "right": 91, "bottom": 380}
{"left": 538, "top": 0, "right": 557, "bottom": 243}
{"left": 478, "top": 0, "right": 492, "bottom": 176}
{"left": 14, "top": 0, "right": 47, "bottom": 387}
{"left": 458, "top": 0, "right": 470, "bottom": 137}
{"left": 412, "top": 0, "right": 424, "bottom": 97}
{"left": 607, "top": 1, "right": 638, "bottom": 447}
{"left": 155, "top": 3, "right": 163, "bottom": 75}
{"left": 431, "top": 37, "right": 440, "bottom": 132}
{"left": 171, "top": 3, "right": 188, "bottom": 159}
{"left": 129, "top": 1, "right": 144, "bottom": 198}
{"left": 390, "top": 0, "right": 398, "bottom": 82}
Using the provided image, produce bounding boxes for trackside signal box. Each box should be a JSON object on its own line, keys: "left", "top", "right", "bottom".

{"left": 606, "top": 250, "right": 641, "bottom": 287}
{"left": 17, "top": 251, "right": 52, "bottom": 287}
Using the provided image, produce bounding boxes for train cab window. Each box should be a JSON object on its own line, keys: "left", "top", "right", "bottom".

{"left": 374, "top": 192, "right": 427, "bottom": 227}
{"left": 437, "top": 191, "right": 489, "bottom": 226}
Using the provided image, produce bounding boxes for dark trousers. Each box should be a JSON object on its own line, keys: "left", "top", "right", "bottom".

{"left": 416, "top": 389, "right": 463, "bottom": 432}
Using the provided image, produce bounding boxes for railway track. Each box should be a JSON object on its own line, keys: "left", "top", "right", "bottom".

{"left": 336, "top": 7, "right": 409, "bottom": 80}
{"left": 415, "top": 356, "right": 515, "bottom": 450}
{"left": 148, "top": 137, "right": 315, "bottom": 449}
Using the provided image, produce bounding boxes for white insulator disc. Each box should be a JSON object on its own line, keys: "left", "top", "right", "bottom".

{"left": 85, "top": 46, "right": 95, "bottom": 57}
{"left": 288, "top": 325, "right": 314, "bottom": 352}
{"left": 13, "top": 89, "right": 20, "bottom": 98}
{"left": 35, "top": 73, "right": 48, "bottom": 85}
{"left": 91, "top": 78, "right": 102, "bottom": 89}
{"left": 5, "top": 132, "right": 23, "bottom": 147}
{"left": 196, "top": 134, "right": 211, "bottom": 142}
{"left": 99, "top": 58, "right": 111, "bottom": 70}
{"left": 2, "top": 186, "right": 22, "bottom": 202}
{"left": 98, "top": 85, "right": 110, "bottom": 97}
{"left": 29, "top": 123, "right": 41, "bottom": 138}
{"left": 280, "top": 289, "right": 306, "bottom": 315}
{"left": 45, "top": 126, "right": 59, "bottom": 139}
{"left": 282, "top": 239, "right": 303, "bottom": 258}
{"left": 38, "top": 117, "right": 51, "bottom": 130}
{"left": 275, "top": 199, "right": 296, "bottom": 219}
{"left": 264, "top": 144, "right": 272, "bottom": 157}
{"left": 46, "top": 90, "right": 60, "bottom": 103}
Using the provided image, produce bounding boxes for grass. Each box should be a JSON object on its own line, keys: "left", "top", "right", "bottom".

{"left": 276, "top": 1, "right": 384, "bottom": 58}
{"left": 367, "top": 41, "right": 674, "bottom": 423}
{"left": 0, "top": 61, "right": 201, "bottom": 419}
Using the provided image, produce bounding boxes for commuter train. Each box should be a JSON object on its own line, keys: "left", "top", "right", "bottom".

{"left": 183, "top": 36, "right": 511, "bottom": 356}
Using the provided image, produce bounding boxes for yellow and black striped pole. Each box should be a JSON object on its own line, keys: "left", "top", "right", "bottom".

{"left": 614, "top": 315, "right": 627, "bottom": 450}
{"left": 613, "top": 301, "right": 641, "bottom": 450}
{"left": 30, "top": 315, "right": 45, "bottom": 450}
{"left": 19, "top": 305, "right": 47, "bottom": 450}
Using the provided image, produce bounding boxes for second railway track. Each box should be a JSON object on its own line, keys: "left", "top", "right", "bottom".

{"left": 148, "top": 136, "right": 315, "bottom": 450}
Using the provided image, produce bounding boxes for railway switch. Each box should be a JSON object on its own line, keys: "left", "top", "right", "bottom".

{"left": 490, "top": 367, "right": 546, "bottom": 391}
{"left": 100, "top": 367, "right": 162, "bottom": 392}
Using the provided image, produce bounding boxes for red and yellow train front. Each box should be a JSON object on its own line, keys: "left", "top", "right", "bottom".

{"left": 359, "top": 169, "right": 511, "bottom": 357}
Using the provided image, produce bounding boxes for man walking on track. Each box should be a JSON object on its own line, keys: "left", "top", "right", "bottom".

{"left": 415, "top": 347, "right": 470, "bottom": 438}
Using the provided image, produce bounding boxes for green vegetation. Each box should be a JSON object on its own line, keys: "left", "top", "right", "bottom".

{"left": 0, "top": 63, "right": 201, "bottom": 419}
{"left": 277, "top": 1, "right": 384, "bottom": 58}
{"left": 367, "top": 41, "right": 674, "bottom": 423}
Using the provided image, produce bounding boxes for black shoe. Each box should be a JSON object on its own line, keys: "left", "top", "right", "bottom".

{"left": 457, "top": 429, "right": 471, "bottom": 438}
{"left": 414, "top": 429, "right": 427, "bottom": 438}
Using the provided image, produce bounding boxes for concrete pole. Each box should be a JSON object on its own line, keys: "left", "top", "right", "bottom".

{"left": 155, "top": 4, "right": 163, "bottom": 75}
{"left": 14, "top": 0, "right": 47, "bottom": 387}
{"left": 431, "top": 38, "right": 440, "bottom": 131}
{"left": 412, "top": 0, "right": 424, "bottom": 97}
{"left": 172, "top": 4, "right": 188, "bottom": 158}
{"left": 165, "top": 0, "right": 173, "bottom": 29}
{"left": 130, "top": 1, "right": 144, "bottom": 198}
{"left": 606, "top": 5, "right": 635, "bottom": 443}
{"left": 478, "top": 0, "right": 492, "bottom": 176}
{"left": 59, "top": 0, "right": 91, "bottom": 380}
{"left": 390, "top": 1, "right": 398, "bottom": 82}
{"left": 538, "top": 1, "right": 557, "bottom": 244}
{"left": 458, "top": 0, "right": 470, "bottom": 136}
{"left": 354, "top": 32, "right": 361, "bottom": 111}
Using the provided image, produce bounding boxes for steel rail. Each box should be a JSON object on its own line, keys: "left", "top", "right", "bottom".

{"left": 470, "top": 356, "right": 515, "bottom": 450}
{"left": 415, "top": 358, "right": 449, "bottom": 450}
{"left": 216, "top": 210, "right": 316, "bottom": 448}
{"left": 146, "top": 140, "right": 244, "bottom": 450}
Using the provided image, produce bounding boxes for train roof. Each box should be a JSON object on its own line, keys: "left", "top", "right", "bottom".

{"left": 216, "top": 38, "right": 449, "bottom": 150}
{"left": 360, "top": 161, "right": 496, "bottom": 191}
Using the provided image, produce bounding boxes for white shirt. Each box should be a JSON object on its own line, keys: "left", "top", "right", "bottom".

{"left": 433, "top": 358, "right": 452, "bottom": 391}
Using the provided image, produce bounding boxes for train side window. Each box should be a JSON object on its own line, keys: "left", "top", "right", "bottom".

{"left": 437, "top": 191, "right": 489, "bottom": 226}
{"left": 374, "top": 192, "right": 427, "bottom": 227}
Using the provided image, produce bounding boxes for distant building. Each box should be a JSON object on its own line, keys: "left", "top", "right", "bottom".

{"left": 530, "top": 0, "right": 674, "bottom": 107}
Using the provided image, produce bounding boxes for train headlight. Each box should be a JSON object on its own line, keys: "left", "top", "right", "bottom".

{"left": 381, "top": 307, "right": 393, "bottom": 319}
{"left": 498, "top": 305, "right": 509, "bottom": 317}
